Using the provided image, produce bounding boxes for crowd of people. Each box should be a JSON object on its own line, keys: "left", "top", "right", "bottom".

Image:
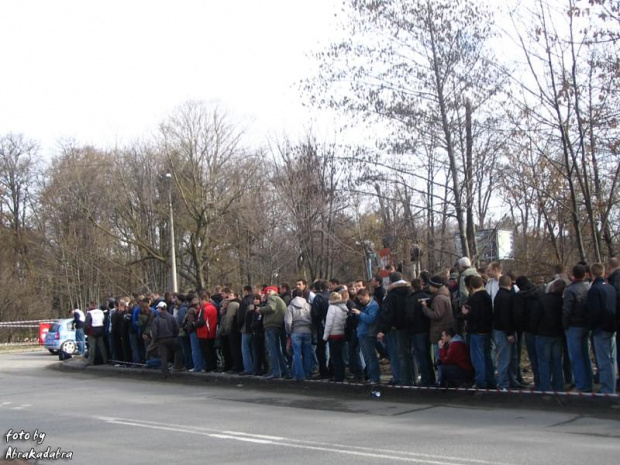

{"left": 69, "top": 257, "right": 620, "bottom": 393}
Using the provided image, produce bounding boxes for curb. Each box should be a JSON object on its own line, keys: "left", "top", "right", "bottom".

{"left": 55, "top": 361, "right": 620, "bottom": 414}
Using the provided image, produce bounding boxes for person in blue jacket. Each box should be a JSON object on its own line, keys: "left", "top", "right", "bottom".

{"left": 351, "top": 288, "right": 380, "bottom": 384}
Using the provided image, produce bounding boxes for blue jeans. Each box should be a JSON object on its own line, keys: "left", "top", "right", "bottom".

{"left": 129, "top": 332, "right": 141, "bottom": 364}
{"left": 75, "top": 328, "right": 85, "bottom": 355}
{"left": 593, "top": 330, "right": 617, "bottom": 394}
{"left": 385, "top": 331, "right": 400, "bottom": 383}
{"left": 524, "top": 331, "right": 539, "bottom": 389}
{"left": 265, "top": 328, "right": 290, "bottom": 378}
{"left": 494, "top": 330, "right": 519, "bottom": 389}
{"left": 469, "top": 333, "right": 496, "bottom": 388}
{"left": 412, "top": 333, "right": 435, "bottom": 386}
{"left": 241, "top": 333, "right": 254, "bottom": 374}
{"left": 189, "top": 331, "right": 204, "bottom": 371}
{"left": 291, "top": 333, "right": 313, "bottom": 380}
{"left": 536, "top": 335, "right": 564, "bottom": 392}
{"left": 359, "top": 335, "right": 380, "bottom": 383}
{"left": 433, "top": 343, "right": 443, "bottom": 385}
{"left": 566, "top": 326, "right": 593, "bottom": 392}
{"left": 396, "top": 330, "right": 416, "bottom": 386}
{"left": 178, "top": 335, "right": 194, "bottom": 370}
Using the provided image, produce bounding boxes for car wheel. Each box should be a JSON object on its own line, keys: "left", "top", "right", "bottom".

{"left": 48, "top": 349, "right": 58, "bottom": 355}
{"left": 61, "top": 340, "right": 77, "bottom": 354}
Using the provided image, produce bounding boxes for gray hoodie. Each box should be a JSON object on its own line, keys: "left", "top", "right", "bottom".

{"left": 285, "top": 296, "right": 312, "bottom": 334}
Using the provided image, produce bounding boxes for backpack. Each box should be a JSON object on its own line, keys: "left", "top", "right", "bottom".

{"left": 58, "top": 350, "right": 72, "bottom": 361}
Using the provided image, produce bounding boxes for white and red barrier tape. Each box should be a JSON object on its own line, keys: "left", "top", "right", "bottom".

{"left": 307, "top": 379, "right": 619, "bottom": 398}
{"left": 0, "top": 320, "right": 58, "bottom": 328}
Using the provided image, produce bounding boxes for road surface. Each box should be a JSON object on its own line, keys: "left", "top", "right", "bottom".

{"left": 1, "top": 351, "right": 619, "bottom": 464}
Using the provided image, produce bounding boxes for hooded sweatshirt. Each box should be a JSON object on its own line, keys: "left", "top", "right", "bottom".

{"left": 151, "top": 310, "right": 179, "bottom": 341}
{"left": 285, "top": 296, "right": 312, "bottom": 335}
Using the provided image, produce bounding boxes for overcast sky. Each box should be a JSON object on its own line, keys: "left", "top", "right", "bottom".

{"left": 0, "top": 0, "right": 339, "bottom": 155}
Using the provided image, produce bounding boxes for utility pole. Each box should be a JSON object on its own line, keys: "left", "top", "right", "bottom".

{"left": 165, "top": 173, "right": 178, "bottom": 293}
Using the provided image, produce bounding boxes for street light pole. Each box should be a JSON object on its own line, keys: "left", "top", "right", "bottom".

{"left": 165, "top": 173, "right": 178, "bottom": 293}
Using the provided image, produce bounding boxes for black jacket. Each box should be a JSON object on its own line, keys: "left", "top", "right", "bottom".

{"left": 588, "top": 277, "right": 618, "bottom": 333}
{"left": 311, "top": 291, "right": 330, "bottom": 326}
{"left": 513, "top": 286, "right": 542, "bottom": 333}
{"left": 606, "top": 268, "right": 620, "bottom": 323}
{"left": 562, "top": 280, "right": 590, "bottom": 329}
{"left": 237, "top": 294, "right": 254, "bottom": 334}
{"left": 373, "top": 285, "right": 385, "bottom": 304}
{"left": 378, "top": 282, "right": 413, "bottom": 332}
{"left": 493, "top": 288, "right": 514, "bottom": 334}
{"left": 250, "top": 307, "right": 264, "bottom": 335}
{"left": 406, "top": 290, "right": 431, "bottom": 335}
{"left": 464, "top": 290, "right": 493, "bottom": 334}
{"left": 531, "top": 291, "right": 564, "bottom": 337}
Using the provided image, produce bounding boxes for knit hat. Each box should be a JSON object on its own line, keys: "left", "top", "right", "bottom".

{"left": 389, "top": 272, "right": 403, "bottom": 283}
{"left": 329, "top": 292, "right": 343, "bottom": 303}
{"left": 428, "top": 275, "right": 445, "bottom": 288}
{"left": 515, "top": 276, "right": 533, "bottom": 291}
{"left": 264, "top": 286, "right": 279, "bottom": 294}
{"left": 458, "top": 257, "right": 471, "bottom": 268}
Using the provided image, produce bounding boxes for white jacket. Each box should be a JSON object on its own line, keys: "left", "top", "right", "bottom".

{"left": 323, "top": 302, "right": 348, "bottom": 341}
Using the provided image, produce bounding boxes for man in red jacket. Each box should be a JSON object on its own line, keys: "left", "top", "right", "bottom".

{"left": 197, "top": 290, "right": 218, "bottom": 372}
{"left": 438, "top": 328, "right": 473, "bottom": 387}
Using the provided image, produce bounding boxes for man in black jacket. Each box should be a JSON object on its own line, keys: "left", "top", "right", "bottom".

{"left": 408, "top": 279, "right": 435, "bottom": 386}
{"left": 532, "top": 280, "right": 566, "bottom": 392}
{"left": 377, "top": 272, "right": 413, "bottom": 386}
{"left": 514, "top": 276, "right": 544, "bottom": 390}
{"left": 151, "top": 301, "right": 183, "bottom": 378}
{"left": 237, "top": 286, "right": 255, "bottom": 375}
{"left": 493, "top": 275, "right": 520, "bottom": 389}
{"left": 311, "top": 280, "right": 330, "bottom": 378}
{"left": 462, "top": 276, "right": 496, "bottom": 389}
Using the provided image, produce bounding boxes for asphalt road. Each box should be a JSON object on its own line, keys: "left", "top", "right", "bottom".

{"left": 1, "top": 351, "right": 619, "bottom": 464}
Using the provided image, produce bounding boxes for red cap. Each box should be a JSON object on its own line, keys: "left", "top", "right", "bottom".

{"left": 264, "top": 286, "right": 279, "bottom": 294}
